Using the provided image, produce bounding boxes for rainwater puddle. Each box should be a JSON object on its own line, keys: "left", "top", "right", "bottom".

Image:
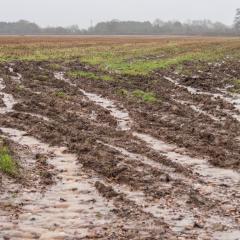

{"left": 0, "top": 127, "right": 115, "bottom": 239}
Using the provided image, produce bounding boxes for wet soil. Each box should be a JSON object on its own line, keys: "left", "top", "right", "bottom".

{"left": 0, "top": 59, "right": 240, "bottom": 239}
{"left": 63, "top": 59, "right": 240, "bottom": 169}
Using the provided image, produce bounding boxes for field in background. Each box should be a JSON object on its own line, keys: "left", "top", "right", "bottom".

{"left": 0, "top": 36, "right": 239, "bottom": 74}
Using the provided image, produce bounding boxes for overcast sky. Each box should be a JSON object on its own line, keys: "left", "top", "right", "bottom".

{"left": 0, "top": 0, "right": 238, "bottom": 28}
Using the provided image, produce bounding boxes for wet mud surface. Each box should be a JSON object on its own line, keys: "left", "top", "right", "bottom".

{"left": 0, "top": 59, "right": 240, "bottom": 239}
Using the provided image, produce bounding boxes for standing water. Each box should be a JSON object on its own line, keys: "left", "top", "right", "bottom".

{"left": 0, "top": 128, "right": 115, "bottom": 239}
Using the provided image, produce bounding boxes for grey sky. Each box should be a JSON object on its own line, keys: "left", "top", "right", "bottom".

{"left": 0, "top": 0, "right": 238, "bottom": 28}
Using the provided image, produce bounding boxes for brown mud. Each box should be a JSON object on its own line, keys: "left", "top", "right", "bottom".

{"left": 0, "top": 59, "right": 240, "bottom": 239}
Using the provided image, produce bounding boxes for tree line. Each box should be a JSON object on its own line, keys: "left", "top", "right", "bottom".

{"left": 88, "top": 19, "right": 237, "bottom": 36}
{"left": 0, "top": 9, "right": 239, "bottom": 36}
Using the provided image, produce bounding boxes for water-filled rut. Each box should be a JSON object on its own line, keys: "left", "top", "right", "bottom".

{"left": 0, "top": 75, "right": 117, "bottom": 238}
{"left": 0, "top": 72, "right": 169, "bottom": 239}
{"left": 53, "top": 72, "right": 240, "bottom": 238}
{"left": 54, "top": 72, "right": 240, "bottom": 187}
{"left": 0, "top": 128, "right": 116, "bottom": 239}
{"left": 1, "top": 67, "right": 240, "bottom": 239}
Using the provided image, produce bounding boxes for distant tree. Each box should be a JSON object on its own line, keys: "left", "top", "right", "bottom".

{"left": 0, "top": 19, "right": 236, "bottom": 36}
{"left": 67, "top": 25, "right": 80, "bottom": 34}
{"left": 153, "top": 19, "right": 164, "bottom": 27}
{"left": 234, "top": 8, "right": 240, "bottom": 32}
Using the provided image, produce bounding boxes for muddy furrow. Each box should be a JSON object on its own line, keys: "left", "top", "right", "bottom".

{"left": 0, "top": 77, "right": 17, "bottom": 114}
{"left": 164, "top": 76, "right": 240, "bottom": 122}
{"left": 0, "top": 131, "right": 171, "bottom": 239}
{"left": 99, "top": 143, "right": 204, "bottom": 234}
{"left": 173, "top": 99, "right": 221, "bottom": 122}
{"left": 1, "top": 71, "right": 51, "bottom": 123}
{"left": 0, "top": 77, "right": 118, "bottom": 239}
{"left": 0, "top": 72, "right": 174, "bottom": 239}
{"left": 134, "top": 132, "right": 240, "bottom": 186}
{"left": 2, "top": 66, "right": 240, "bottom": 238}
{"left": 1, "top": 65, "right": 240, "bottom": 238}
{"left": 56, "top": 73, "right": 240, "bottom": 184}
{"left": 98, "top": 140, "right": 240, "bottom": 238}
{"left": 0, "top": 127, "right": 117, "bottom": 239}
{"left": 54, "top": 72, "right": 240, "bottom": 187}
{"left": 54, "top": 72, "right": 131, "bottom": 131}
{"left": 53, "top": 72, "right": 240, "bottom": 238}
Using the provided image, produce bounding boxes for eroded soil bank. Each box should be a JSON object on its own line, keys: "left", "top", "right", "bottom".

{"left": 0, "top": 59, "right": 240, "bottom": 239}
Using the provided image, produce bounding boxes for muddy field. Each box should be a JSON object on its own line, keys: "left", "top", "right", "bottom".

{"left": 0, "top": 36, "right": 240, "bottom": 239}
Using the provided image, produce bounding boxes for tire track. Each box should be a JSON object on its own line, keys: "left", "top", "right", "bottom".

{"left": 53, "top": 71, "right": 240, "bottom": 238}
{"left": 0, "top": 71, "right": 172, "bottom": 239}
{"left": 164, "top": 76, "right": 240, "bottom": 122}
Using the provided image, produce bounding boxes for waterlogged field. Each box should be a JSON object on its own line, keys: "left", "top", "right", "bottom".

{"left": 0, "top": 36, "right": 240, "bottom": 239}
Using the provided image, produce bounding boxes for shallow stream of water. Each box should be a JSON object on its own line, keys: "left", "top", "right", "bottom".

{"left": 0, "top": 78, "right": 17, "bottom": 114}
{"left": 0, "top": 127, "right": 115, "bottom": 239}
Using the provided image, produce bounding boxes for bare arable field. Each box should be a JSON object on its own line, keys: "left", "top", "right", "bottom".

{"left": 0, "top": 36, "right": 240, "bottom": 239}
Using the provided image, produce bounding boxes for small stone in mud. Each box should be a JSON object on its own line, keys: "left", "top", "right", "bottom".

{"left": 193, "top": 221, "right": 204, "bottom": 228}
{"left": 160, "top": 174, "right": 171, "bottom": 182}
{"left": 35, "top": 153, "right": 43, "bottom": 159}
